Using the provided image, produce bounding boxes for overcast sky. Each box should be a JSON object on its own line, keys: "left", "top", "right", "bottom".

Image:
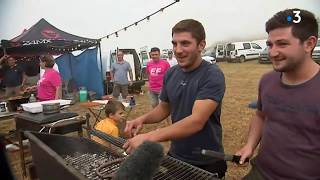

{"left": 0, "top": 0, "right": 319, "bottom": 52}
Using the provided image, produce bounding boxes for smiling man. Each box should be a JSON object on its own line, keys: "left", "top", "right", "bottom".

{"left": 236, "top": 8, "right": 320, "bottom": 180}
{"left": 124, "top": 19, "right": 227, "bottom": 178}
{"left": 146, "top": 47, "right": 170, "bottom": 108}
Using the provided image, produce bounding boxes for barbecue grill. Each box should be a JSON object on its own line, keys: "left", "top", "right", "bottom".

{"left": 25, "top": 131, "right": 220, "bottom": 180}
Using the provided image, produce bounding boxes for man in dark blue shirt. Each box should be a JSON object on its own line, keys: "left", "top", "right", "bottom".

{"left": 124, "top": 19, "right": 227, "bottom": 178}
{"left": 0, "top": 55, "right": 26, "bottom": 97}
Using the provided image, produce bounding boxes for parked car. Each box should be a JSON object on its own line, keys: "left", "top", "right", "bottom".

{"left": 258, "top": 38, "right": 319, "bottom": 64}
{"left": 225, "top": 41, "right": 263, "bottom": 63}
{"left": 202, "top": 56, "right": 216, "bottom": 64}
{"left": 258, "top": 47, "right": 271, "bottom": 64}
{"left": 312, "top": 38, "right": 320, "bottom": 64}
{"left": 202, "top": 48, "right": 215, "bottom": 58}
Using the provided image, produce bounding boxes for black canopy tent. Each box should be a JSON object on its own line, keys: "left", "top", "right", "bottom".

{"left": 0, "top": 18, "right": 100, "bottom": 56}
{"left": 0, "top": 18, "right": 104, "bottom": 95}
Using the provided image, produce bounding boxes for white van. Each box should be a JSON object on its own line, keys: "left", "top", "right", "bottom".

{"left": 312, "top": 38, "right": 320, "bottom": 64}
{"left": 225, "top": 41, "right": 263, "bottom": 63}
{"left": 215, "top": 44, "right": 225, "bottom": 59}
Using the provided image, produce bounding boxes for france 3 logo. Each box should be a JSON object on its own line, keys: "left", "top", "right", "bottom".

{"left": 287, "top": 10, "right": 301, "bottom": 24}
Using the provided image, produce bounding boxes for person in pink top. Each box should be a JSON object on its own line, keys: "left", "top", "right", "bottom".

{"left": 26, "top": 55, "right": 62, "bottom": 101}
{"left": 146, "top": 47, "right": 170, "bottom": 108}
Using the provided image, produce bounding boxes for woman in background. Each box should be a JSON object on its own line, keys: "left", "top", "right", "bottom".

{"left": 26, "top": 55, "right": 62, "bottom": 101}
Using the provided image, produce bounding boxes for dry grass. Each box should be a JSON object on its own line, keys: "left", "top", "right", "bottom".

{"left": 1, "top": 60, "right": 273, "bottom": 180}
{"left": 220, "top": 60, "right": 272, "bottom": 179}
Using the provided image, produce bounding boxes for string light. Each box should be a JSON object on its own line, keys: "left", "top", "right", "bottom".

{"left": 99, "top": 0, "right": 180, "bottom": 40}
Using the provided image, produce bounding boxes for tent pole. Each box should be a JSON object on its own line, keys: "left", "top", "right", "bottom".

{"left": 98, "top": 43, "right": 105, "bottom": 95}
{"left": 68, "top": 52, "right": 73, "bottom": 81}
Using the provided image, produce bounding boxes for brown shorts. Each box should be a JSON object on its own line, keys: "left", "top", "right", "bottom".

{"left": 112, "top": 83, "right": 128, "bottom": 99}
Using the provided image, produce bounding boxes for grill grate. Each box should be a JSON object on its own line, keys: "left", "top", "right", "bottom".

{"left": 154, "top": 156, "right": 217, "bottom": 180}
{"left": 63, "top": 152, "right": 122, "bottom": 180}
{"left": 89, "top": 130, "right": 219, "bottom": 179}
{"left": 63, "top": 152, "right": 217, "bottom": 180}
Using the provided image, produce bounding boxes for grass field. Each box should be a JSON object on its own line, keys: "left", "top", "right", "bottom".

{"left": 1, "top": 60, "right": 273, "bottom": 179}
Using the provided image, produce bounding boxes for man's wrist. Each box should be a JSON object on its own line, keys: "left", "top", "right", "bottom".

{"left": 146, "top": 131, "right": 159, "bottom": 142}
{"left": 138, "top": 117, "right": 145, "bottom": 124}
{"left": 245, "top": 142, "right": 256, "bottom": 151}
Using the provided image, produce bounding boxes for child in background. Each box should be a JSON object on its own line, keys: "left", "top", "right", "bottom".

{"left": 92, "top": 100, "right": 125, "bottom": 146}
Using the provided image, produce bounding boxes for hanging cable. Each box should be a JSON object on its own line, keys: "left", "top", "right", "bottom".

{"left": 99, "top": 0, "right": 180, "bottom": 40}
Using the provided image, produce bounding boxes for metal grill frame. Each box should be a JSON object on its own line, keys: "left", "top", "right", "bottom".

{"left": 26, "top": 131, "right": 220, "bottom": 180}
{"left": 24, "top": 131, "right": 124, "bottom": 180}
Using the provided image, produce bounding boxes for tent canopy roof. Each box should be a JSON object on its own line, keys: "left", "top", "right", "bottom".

{"left": 1, "top": 18, "right": 100, "bottom": 56}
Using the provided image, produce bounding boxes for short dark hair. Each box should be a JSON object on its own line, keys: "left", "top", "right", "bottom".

{"left": 40, "top": 55, "right": 55, "bottom": 68}
{"left": 172, "top": 19, "right": 206, "bottom": 44}
{"left": 266, "top": 8, "right": 318, "bottom": 42}
{"left": 150, "top": 47, "right": 160, "bottom": 53}
{"left": 105, "top": 100, "right": 125, "bottom": 117}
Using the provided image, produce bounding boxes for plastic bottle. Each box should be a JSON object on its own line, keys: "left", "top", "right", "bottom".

{"left": 118, "top": 94, "right": 123, "bottom": 102}
{"left": 29, "top": 94, "right": 37, "bottom": 103}
{"left": 79, "top": 87, "right": 88, "bottom": 102}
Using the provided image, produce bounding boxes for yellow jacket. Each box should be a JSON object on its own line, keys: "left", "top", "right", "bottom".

{"left": 92, "top": 117, "right": 119, "bottom": 146}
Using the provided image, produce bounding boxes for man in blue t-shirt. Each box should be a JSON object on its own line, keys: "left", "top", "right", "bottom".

{"left": 124, "top": 19, "right": 227, "bottom": 178}
{"left": 110, "top": 50, "right": 133, "bottom": 100}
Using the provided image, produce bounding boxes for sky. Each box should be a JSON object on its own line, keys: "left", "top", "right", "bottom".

{"left": 0, "top": 0, "right": 319, "bottom": 53}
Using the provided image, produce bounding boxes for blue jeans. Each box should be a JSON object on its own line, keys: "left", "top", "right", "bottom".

{"left": 149, "top": 91, "right": 160, "bottom": 108}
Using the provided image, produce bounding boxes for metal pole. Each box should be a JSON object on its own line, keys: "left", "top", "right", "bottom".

{"left": 98, "top": 43, "right": 105, "bottom": 95}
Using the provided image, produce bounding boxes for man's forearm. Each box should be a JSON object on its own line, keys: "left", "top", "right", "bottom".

{"left": 0, "top": 56, "right": 5, "bottom": 63}
{"left": 129, "top": 71, "right": 133, "bottom": 81}
{"left": 21, "top": 73, "right": 27, "bottom": 86}
{"left": 246, "top": 111, "right": 265, "bottom": 150}
{"left": 147, "top": 114, "right": 204, "bottom": 142}
{"left": 141, "top": 102, "right": 170, "bottom": 124}
{"left": 146, "top": 99, "right": 217, "bottom": 142}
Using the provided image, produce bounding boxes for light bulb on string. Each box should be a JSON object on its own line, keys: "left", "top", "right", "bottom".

{"left": 99, "top": 0, "right": 179, "bottom": 40}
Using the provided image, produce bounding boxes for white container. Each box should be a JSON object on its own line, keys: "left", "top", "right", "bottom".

{"left": 21, "top": 99, "right": 72, "bottom": 113}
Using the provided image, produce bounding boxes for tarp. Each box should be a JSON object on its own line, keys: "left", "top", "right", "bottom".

{"left": 55, "top": 48, "right": 104, "bottom": 98}
{"left": 1, "top": 18, "right": 100, "bottom": 56}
